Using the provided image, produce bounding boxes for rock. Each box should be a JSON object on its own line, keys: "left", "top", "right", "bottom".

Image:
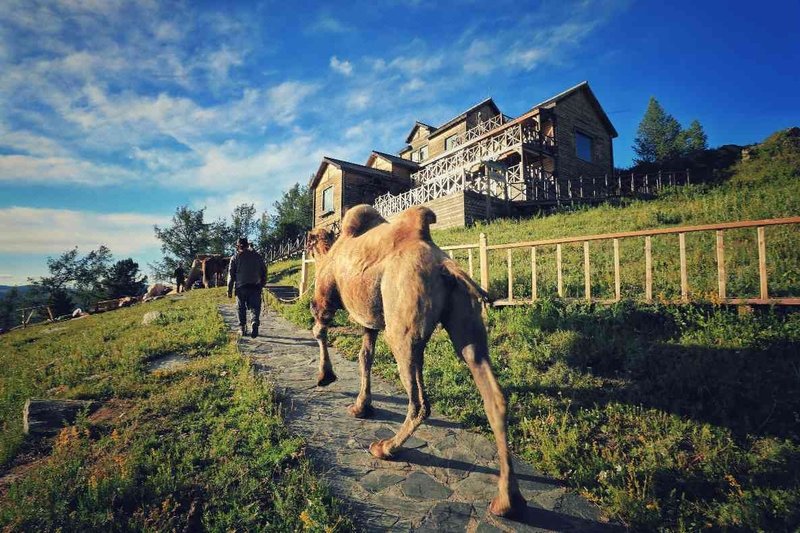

{"left": 416, "top": 501, "right": 475, "bottom": 532}
{"left": 141, "top": 311, "right": 162, "bottom": 325}
{"left": 359, "top": 471, "right": 404, "bottom": 493}
{"left": 23, "top": 399, "right": 100, "bottom": 437}
{"left": 400, "top": 471, "right": 452, "bottom": 500}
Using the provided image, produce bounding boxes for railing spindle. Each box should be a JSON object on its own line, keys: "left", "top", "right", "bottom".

{"left": 507, "top": 249, "right": 514, "bottom": 301}
{"left": 583, "top": 241, "right": 591, "bottom": 302}
{"left": 757, "top": 226, "right": 768, "bottom": 300}
{"left": 556, "top": 243, "right": 563, "bottom": 297}
{"left": 613, "top": 238, "right": 621, "bottom": 301}
{"left": 679, "top": 232, "right": 688, "bottom": 302}
{"left": 531, "top": 246, "right": 538, "bottom": 300}
{"left": 645, "top": 236, "right": 653, "bottom": 302}
{"left": 716, "top": 230, "right": 726, "bottom": 300}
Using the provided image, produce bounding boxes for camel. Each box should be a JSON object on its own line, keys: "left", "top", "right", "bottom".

{"left": 307, "top": 205, "right": 526, "bottom": 518}
{"left": 185, "top": 255, "right": 229, "bottom": 289}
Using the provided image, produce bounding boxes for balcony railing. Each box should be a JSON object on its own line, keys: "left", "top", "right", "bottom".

{"left": 411, "top": 116, "right": 555, "bottom": 185}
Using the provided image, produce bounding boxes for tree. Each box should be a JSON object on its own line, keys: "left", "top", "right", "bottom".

{"left": 0, "top": 287, "right": 20, "bottom": 330}
{"left": 152, "top": 206, "right": 211, "bottom": 278}
{"left": 231, "top": 203, "right": 257, "bottom": 243}
{"left": 679, "top": 119, "right": 708, "bottom": 152}
{"left": 29, "top": 246, "right": 112, "bottom": 307}
{"left": 102, "top": 258, "right": 148, "bottom": 299}
{"left": 633, "top": 97, "right": 683, "bottom": 163}
{"left": 255, "top": 212, "right": 270, "bottom": 256}
{"left": 266, "top": 184, "right": 312, "bottom": 244}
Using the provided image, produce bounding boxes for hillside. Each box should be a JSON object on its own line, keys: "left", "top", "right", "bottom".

{"left": 0, "top": 289, "right": 349, "bottom": 531}
{"left": 268, "top": 129, "right": 800, "bottom": 530}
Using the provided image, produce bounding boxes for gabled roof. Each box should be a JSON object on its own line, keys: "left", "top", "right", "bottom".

{"left": 404, "top": 121, "right": 437, "bottom": 144}
{"left": 309, "top": 156, "right": 394, "bottom": 189}
{"left": 428, "top": 97, "right": 501, "bottom": 140}
{"left": 366, "top": 151, "right": 420, "bottom": 170}
{"left": 532, "top": 81, "right": 618, "bottom": 138}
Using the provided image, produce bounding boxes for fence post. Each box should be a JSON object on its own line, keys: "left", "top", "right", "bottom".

{"left": 299, "top": 251, "right": 308, "bottom": 294}
{"left": 645, "top": 236, "right": 653, "bottom": 302}
{"left": 686, "top": 168, "right": 691, "bottom": 186}
{"left": 479, "top": 233, "right": 489, "bottom": 291}
{"left": 757, "top": 226, "right": 769, "bottom": 300}
{"left": 716, "top": 230, "right": 726, "bottom": 300}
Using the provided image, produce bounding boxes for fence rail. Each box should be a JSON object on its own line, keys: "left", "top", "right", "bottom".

{"left": 298, "top": 216, "right": 800, "bottom": 307}
{"left": 374, "top": 168, "right": 690, "bottom": 219}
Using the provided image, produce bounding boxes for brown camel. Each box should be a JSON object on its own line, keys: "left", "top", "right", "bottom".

{"left": 185, "top": 255, "right": 229, "bottom": 289}
{"left": 307, "top": 205, "right": 526, "bottom": 518}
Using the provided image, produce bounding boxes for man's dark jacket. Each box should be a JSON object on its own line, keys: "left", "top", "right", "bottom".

{"left": 227, "top": 249, "right": 267, "bottom": 293}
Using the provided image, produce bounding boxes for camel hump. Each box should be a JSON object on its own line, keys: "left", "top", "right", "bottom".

{"left": 395, "top": 206, "right": 437, "bottom": 241}
{"left": 341, "top": 204, "right": 387, "bottom": 238}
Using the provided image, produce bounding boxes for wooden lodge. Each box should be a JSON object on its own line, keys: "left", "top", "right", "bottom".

{"left": 309, "top": 81, "right": 618, "bottom": 230}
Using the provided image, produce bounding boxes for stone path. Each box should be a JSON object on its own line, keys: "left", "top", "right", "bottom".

{"left": 220, "top": 305, "right": 617, "bottom": 532}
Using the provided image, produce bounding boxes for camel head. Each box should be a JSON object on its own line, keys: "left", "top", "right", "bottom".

{"left": 306, "top": 228, "right": 334, "bottom": 258}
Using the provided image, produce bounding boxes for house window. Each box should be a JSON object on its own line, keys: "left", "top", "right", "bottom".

{"left": 321, "top": 186, "right": 334, "bottom": 214}
{"left": 419, "top": 145, "right": 428, "bottom": 161}
{"left": 445, "top": 134, "right": 458, "bottom": 151}
{"left": 575, "top": 131, "right": 592, "bottom": 162}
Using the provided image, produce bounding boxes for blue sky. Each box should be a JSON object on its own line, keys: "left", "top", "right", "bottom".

{"left": 1, "top": 0, "right": 798, "bottom": 285}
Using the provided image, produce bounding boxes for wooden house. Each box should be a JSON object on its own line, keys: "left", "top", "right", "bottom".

{"left": 310, "top": 81, "right": 617, "bottom": 230}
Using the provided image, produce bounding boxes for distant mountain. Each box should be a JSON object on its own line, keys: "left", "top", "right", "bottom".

{"left": 0, "top": 285, "right": 34, "bottom": 297}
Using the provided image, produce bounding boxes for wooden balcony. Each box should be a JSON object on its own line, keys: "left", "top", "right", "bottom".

{"left": 411, "top": 115, "right": 555, "bottom": 185}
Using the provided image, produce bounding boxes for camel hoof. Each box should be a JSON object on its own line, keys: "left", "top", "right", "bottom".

{"left": 489, "top": 492, "right": 527, "bottom": 519}
{"left": 316, "top": 372, "right": 337, "bottom": 387}
{"left": 347, "top": 403, "right": 374, "bottom": 419}
{"left": 368, "top": 439, "right": 394, "bottom": 460}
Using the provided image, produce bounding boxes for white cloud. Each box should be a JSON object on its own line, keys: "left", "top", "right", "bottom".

{"left": 347, "top": 90, "right": 372, "bottom": 111}
{"left": 309, "top": 13, "right": 348, "bottom": 33}
{"left": 330, "top": 56, "right": 353, "bottom": 76}
{"left": 0, "top": 206, "right": 167, "bottom": 254}
{"left": 0, "top": 154, "right": 138, "bottom": 186}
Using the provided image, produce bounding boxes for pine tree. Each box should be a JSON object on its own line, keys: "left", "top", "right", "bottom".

{"left": 102, "top": 258, "right": 148, "bottom": 299}
{"left": 633, "top": 97, "right": 683, "bottom": 163}
{"left": 679, "top": 119, "right": 708, "bottom": 153}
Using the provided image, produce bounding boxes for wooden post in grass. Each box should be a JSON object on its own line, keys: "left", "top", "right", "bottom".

{"left": 613, "top": 238, "right": 621, "bottom": 301}
{"left": 507, "top": 249, "right": 514, "bottom": 301}
{"left": 716, "top": 230, "right": 726, "bottom": 300}
{"left": 679, "top": 232, "right": 689, "bottom": 302}
{"left": 468, "top": 248, "right": 474, "bottom": 278}
{"left": 757, "top": 226, "right": 768, "bottom": 300}
{"left": 645, "top": 236, "right": 653, "bottom": 302}
{"left": 583, "top": 241, "right": 591, "bottom": 302}
{"left": 299, "top": 251, "right": 308, "bottom": 294}
{"left": 531, "top": 246, "right": 538, "bottom": 300}
{"left": 479, "top": 233, "right": 489, "bottom": 291}
{"left": 556, "top": 244, "right": 563, "bottom": 298}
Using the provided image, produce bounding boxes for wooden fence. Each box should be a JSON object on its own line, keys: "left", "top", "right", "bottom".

{"left": 298, "top": 216, "right": 800, "bottom": 306}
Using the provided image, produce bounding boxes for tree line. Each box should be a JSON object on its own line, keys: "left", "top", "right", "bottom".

{"left": 151, "top": 183, "right": 312, "bottom": 279}
{"left": 1, "top": 184, "right": 313, "bottom": 330}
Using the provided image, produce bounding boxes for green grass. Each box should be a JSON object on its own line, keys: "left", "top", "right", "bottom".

{"left": 0, "top": 289, "right": 349, "bottom": 531}
{"left": 267, "top": 131, "right": 800, "bottom": 530}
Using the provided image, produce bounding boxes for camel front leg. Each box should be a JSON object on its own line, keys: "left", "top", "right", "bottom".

{"left": 348, "top": 328, "right": 377, "bottom": 418}
{"left": 312, "top": 320, "right": 337, "bottom": 386}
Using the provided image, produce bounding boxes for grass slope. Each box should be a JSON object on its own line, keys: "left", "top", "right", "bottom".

{"left": 0, "top": 289, "right": 349, "bottom": 531}
{"left": 269, "top": 130, "right": 800, "bottom": 530}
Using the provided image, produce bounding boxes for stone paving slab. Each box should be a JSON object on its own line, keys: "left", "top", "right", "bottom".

{"left": 220, "top": 305, "right": 618, "bottom": 532}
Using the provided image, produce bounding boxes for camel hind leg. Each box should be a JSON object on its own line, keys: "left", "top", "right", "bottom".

{"left": 368, "top": 335, "right": 429, "bottom": 459}
{"left": 441, "top": 289, "right": 526, "bottom": 519}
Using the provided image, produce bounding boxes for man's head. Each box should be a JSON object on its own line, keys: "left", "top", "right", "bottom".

{"left": 236, "top": 237, "right": 249, "bottom": 251}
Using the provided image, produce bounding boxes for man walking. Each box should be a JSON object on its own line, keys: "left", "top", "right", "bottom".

{"left": 173, "top": 264, "right": 186, "bottom": 293}
{"left": 227, "top": 237, "right": 267, "bottom": 337}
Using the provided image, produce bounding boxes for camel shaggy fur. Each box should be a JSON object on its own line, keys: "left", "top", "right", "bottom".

{"left": 307, "top": 205, "right": 526, "bottom": 518}
{"left": 185, "top": 255, "right": 229, "bottom": 289}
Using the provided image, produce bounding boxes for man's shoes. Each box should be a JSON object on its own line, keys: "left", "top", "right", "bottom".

{"left": 251, "top": 325, "right": 259, "bottom": 338}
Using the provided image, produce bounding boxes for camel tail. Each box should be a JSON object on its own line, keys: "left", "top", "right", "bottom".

{"left": 441, "top": 259, "right": 492, "bottom": 305}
